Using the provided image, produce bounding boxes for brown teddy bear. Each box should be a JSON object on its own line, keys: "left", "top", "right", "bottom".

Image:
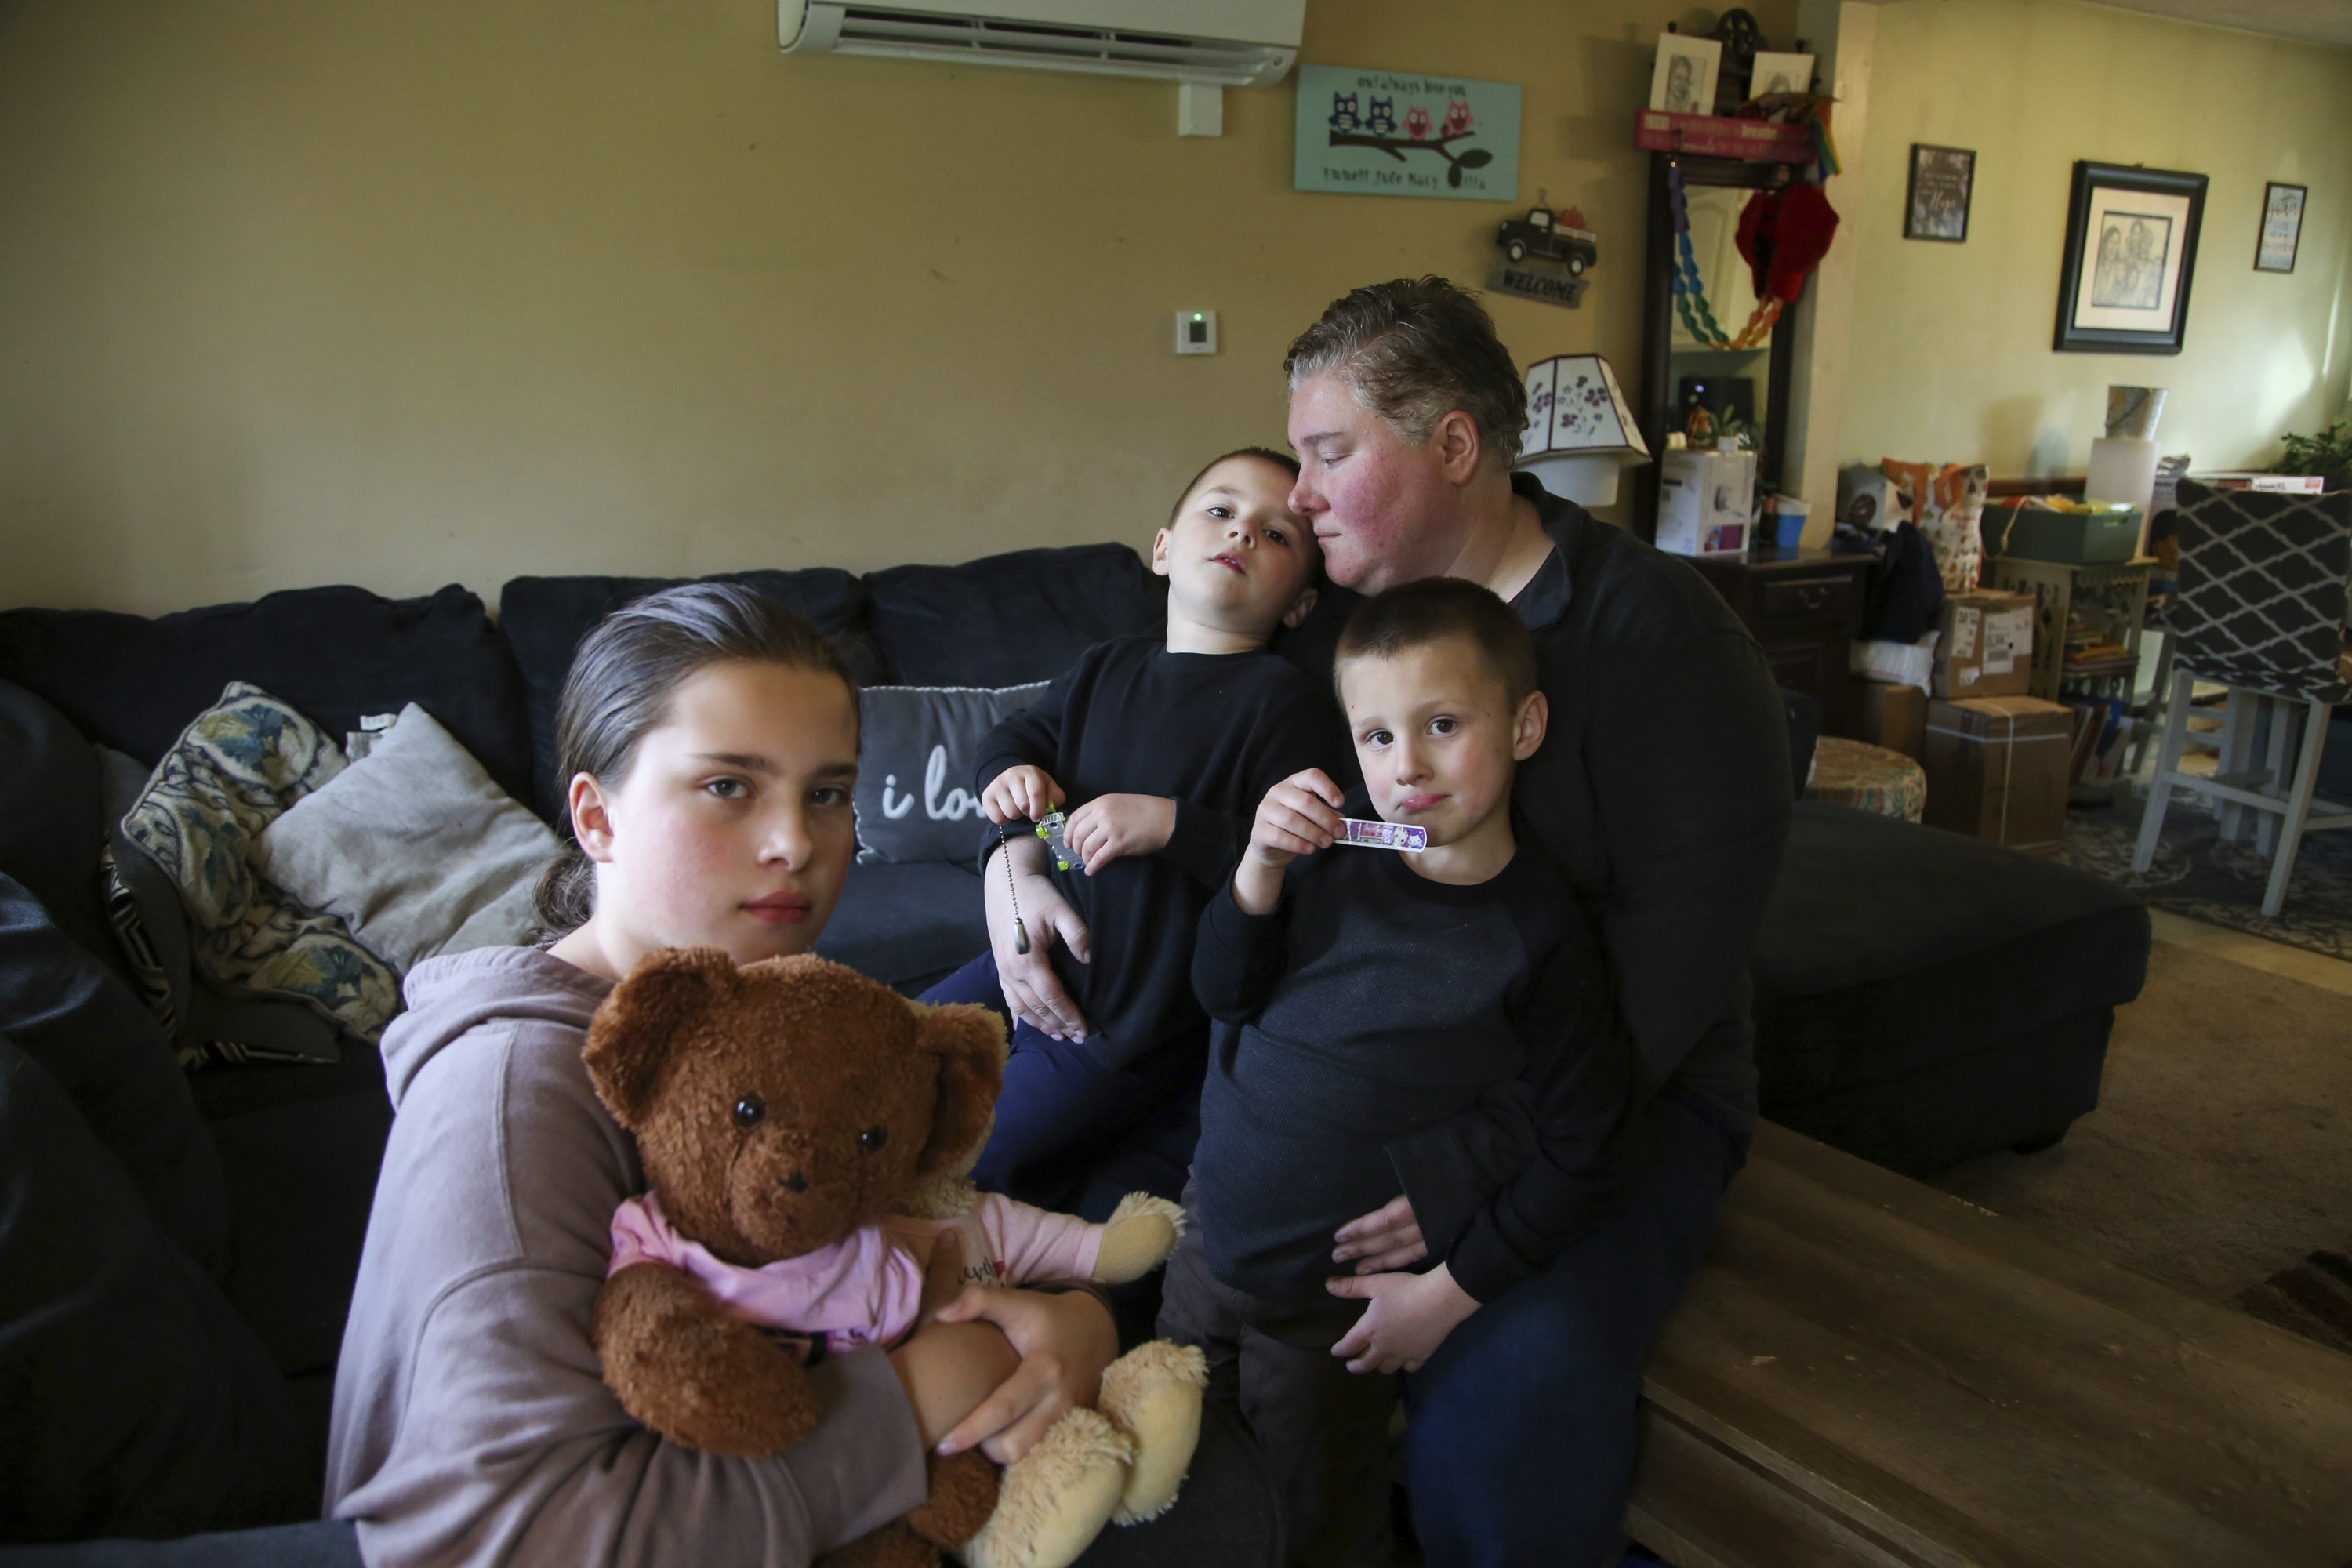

{"left": 582, "top": 948, "right": 1203, "bottom": 1568}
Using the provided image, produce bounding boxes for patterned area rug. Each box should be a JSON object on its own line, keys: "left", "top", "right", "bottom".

{"left": 2237, "top": 1243, "right": 2352, "bottom": 1356}
{"left": 2059, "top": 788, "right": 2352, "bottom": 962}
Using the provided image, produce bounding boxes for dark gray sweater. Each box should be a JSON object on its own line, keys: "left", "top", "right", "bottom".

{"left": 1190, "top": 833, "right": 1633, "bottom": 1308}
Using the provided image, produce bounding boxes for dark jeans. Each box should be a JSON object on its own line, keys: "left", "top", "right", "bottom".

{"left": 1156, "top": 1189, "right": 1393, "bottom": 1568}
{"left": 919, "top": 953, "right": 1198, "bottom": 1220}
{"left": 1402, "top": 1094, "right": 1745, "bottom": 1568}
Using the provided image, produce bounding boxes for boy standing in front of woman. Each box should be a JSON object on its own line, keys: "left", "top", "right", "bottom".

{"left": 1161, "top": 578, "right": 1641, "bottom": 1567}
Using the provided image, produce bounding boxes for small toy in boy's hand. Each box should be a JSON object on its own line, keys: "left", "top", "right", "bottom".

{"left": 1339, "top": 818, "right": 1428, "bottom": 853}
{"left": 1035, "top": 811, "right": 1087, "bottom": 873}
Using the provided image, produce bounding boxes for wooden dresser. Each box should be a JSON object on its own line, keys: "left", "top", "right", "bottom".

{"left": 1693, "top": 546, "right": 1874, "bottom": 735}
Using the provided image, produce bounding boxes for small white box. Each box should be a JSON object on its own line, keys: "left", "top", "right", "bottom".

{"left": 1657, "top": 448, "right": 1755, "bottom": 557}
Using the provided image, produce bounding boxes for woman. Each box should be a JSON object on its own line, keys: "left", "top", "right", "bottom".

{"left": 990, "top": 279, "right": 1791, "bottom": 1566}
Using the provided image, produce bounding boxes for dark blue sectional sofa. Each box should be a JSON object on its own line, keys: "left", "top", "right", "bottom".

{"left": 0, "top": 540, "right": 2147, "bottom": 1555}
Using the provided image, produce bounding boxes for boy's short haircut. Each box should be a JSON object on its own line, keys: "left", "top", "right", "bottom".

{"left": 1167, "top": 446, "right": 1303, "bottom": 528}
{"left": 1334, "top": 577, "right": 1539, "bottom": 706}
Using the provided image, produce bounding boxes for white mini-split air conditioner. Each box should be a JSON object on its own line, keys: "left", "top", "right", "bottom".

{"left": 779, "top": 0, "right": 1303, "bottom": 87}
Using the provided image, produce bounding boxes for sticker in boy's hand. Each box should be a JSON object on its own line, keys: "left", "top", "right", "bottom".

{"left": 1340, "top": 818, "right": 1428, "bottom": 852}
{"left": 1034, "top": 810, "right": 1087, "bottom": 872}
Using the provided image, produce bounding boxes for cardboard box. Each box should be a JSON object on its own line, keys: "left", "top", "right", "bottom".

{"left": 1656, "top": 448, "right": 1755, "bottom": 557}
{"left": 1932, "top": 590, "right": 2036, "bottom": 699}
{"left": 1857, "top": 680, "right": 1927, "bottom": 760}
{"left": 1922, "top": 696, "right": 2071, "bottom": 851}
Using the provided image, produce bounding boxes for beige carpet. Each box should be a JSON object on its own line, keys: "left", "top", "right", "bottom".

{"left": 1932, "top": 938, "right": 2352, "bottom": 1310}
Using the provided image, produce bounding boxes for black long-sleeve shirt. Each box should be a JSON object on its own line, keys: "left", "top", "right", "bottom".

{"left": 972, "top": 637, "right": 1344, "bottom": 1073}
{"left": 1190, "top": 826, "right": 1633, "bottom": 1307}
{"left": 1278, "top": 476, "right": 1791, "bottom": 1142}
{"left": 1245, "top": 478, "right": 1790, "bottom": 1289}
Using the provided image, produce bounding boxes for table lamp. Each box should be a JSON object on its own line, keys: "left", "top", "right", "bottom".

{"left": 1516, "top": 354, "right": 1652, "bottom": 506}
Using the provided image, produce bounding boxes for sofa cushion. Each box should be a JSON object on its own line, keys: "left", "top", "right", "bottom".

{"left": 122, "top": 685, "right": 398, "bottom": 1049}
{"left": 0, "top": 585, "right": 533, "bottom": 809}
{"left": 0, "top": 875, "right": 229, "bottom": 1279}
{"left": 815, "top": 859, "right": 987, "bottom": 995}
{"left": 855, "top": 684, "right": 1049, "bottom": 865}
{"left": 1752, "top": 801, "right": 2149, "bottom": 1103}
{"left": 0, "top": 1036, "right": 308, "bottom": 1541}
{"left": 256, "top": 705, "right": 559, "bottom": 969}
{"left": 0, "top": 682, "right": 122, "bottom": 982}
{"left": 862, "top": 544, "right": 1167, "bottom": 688}
{"left": 499, "top": 570, "right": 886, "bottom": 822}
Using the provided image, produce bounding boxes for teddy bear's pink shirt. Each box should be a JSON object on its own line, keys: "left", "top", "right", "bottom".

{"left": 608, "top": 1193, "right": 1105, "bottom": 1354}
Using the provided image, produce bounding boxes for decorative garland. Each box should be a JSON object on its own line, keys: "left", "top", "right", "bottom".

{"left": 1668, "top": 163, "right": 1783, "bottom": 351}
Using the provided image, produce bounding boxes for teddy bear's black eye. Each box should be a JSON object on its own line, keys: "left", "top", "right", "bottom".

{"left": 733, "top": 1095, "right": 765, "bottom": 1130}
{"left": 858, "top": 1125, "right": 888, "bottom": 1152}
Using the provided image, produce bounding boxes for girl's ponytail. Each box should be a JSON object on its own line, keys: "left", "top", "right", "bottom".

{"left": 531, "top": 582, "right": 858, "bottom": 944}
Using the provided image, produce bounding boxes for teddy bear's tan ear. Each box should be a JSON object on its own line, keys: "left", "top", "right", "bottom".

{"left": 911, "top": 1002, "right": 1007, "bottom": 1178}
{"left": 583, "top": 946, "right": 736, "bottom": 1129}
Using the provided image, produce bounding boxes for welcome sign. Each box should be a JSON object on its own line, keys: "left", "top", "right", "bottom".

{"left": 1294, "top": 64, "right": 1520, "bottom": 201}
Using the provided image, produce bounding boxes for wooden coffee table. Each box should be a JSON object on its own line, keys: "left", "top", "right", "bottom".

{"left": 1628, "top": 1122, "right": 2352, "bottom": 1567}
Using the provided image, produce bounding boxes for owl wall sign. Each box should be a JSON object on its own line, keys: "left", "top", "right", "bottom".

{"left": 1294, "top": 64, "right": 1521, "bottom": 201}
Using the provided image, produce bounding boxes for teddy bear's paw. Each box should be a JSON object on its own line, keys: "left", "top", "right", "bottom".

{"left": 1090, "top": 1193, "right": 1186, "bottom": 1285}
{"left": 956, "top": 1409, "right": 1133, "bottom": 1568}
{"left": 1097, "top": 1341, "right": 1207, "bottom": 1523}
{"left": 595, "top": 1265, "right": 821, "bottom": 1456}
{"left": 906, "top": 1450, "right": 1000, "bottom": 1552}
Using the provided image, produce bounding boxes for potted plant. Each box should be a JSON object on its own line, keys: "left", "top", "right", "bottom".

{"left": 2274, "top": 419, "right": 2352, "bottom": 491}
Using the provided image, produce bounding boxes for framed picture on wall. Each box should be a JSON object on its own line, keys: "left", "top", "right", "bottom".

{"left": 2053, "top": 161, "right": 2207, "bottom": 354}
{"left": 2256, "top": 181, "right": 2306, "bottom": 273}
{"left": 1904, "top": 145, "right": 1974, "bottom": 241}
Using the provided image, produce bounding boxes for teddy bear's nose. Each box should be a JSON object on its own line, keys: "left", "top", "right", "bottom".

{"left": 777, "top": 1171, "right": 808, "bottom": 1194}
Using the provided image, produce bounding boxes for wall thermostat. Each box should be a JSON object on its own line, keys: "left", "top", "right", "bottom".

{"left": 1174, "top": 310, "right": 1218, "bottom": 354}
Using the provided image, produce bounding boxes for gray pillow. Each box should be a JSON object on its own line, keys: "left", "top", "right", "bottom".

{"left": 254, "top": 704, "right": 561, "bottom": 972}
{"left": 855, "top": 684, "right": 1048, "bottom": 865}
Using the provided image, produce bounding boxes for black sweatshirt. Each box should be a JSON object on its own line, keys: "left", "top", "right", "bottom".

{"left": 972, "top": 637, "right": 1344, "bottom": 1073}
{"left": 1245, "top": 480, "right": 1788, "bottom": 1294}
{"left": 1277, "top": 476, "right": 1791, "bottom": 1148}
{"left": 1190, "top": 828, "right": 1632, "bottom": 1308}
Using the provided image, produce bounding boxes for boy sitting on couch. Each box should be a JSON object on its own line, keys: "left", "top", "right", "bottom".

{"left": 1161, "top": 579, "right": 1639, "bottom": 1566}
{"left": 924, "top": 448, "right": 1345, "bottom": 1205}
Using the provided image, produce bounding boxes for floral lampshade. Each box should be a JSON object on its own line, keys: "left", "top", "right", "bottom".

{"left": 1515, "top": 354, "right": 1651, "bottom": 506}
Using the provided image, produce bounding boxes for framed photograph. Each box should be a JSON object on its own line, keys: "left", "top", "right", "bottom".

{"left": 2256, "top": 181, "right": 2306, "bottom": 273}
{"left": 1904, "top": 144, "right": 1974, "bottom": 241}
{"left": 2053, "top": 161, "right": 2207, "bottom": 355}
{"left": 1649, "top": 34, "right": 1721, "bottom": 116}
{"left": 1748, "top": 50, "right": 1813, "bottom": 97}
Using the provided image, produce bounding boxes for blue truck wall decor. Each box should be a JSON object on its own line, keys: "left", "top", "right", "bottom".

{"left": 1294, "top": 64, "right": 1521, "bottom": 201}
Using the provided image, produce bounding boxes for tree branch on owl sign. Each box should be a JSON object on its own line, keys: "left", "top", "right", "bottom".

{"left": 1326, "top": 131, "right": 1494, "bottom": 188}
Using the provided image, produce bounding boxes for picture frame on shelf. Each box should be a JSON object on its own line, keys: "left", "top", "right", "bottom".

{"left": 1747, "top": 50, "right": 1813, "bottom": 97}
{"left": 1904, "top": 145, "right": 1974, "bottom": 242}
{"left": 2256, "top": 181, "right": 2306, "bottom": 273}
{"left": 2053, "top": 161, "right": 2206, "bottom": 355}
{"left": 1649, "top": 33, "right": 1722, "bottom": 115}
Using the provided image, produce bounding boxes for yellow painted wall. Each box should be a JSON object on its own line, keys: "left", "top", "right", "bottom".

{"left": 1840, "top": 0, "right": 2352, "bottom": 480}
{"left": 0, "top": 0, "right": 1792, "bottom": 615}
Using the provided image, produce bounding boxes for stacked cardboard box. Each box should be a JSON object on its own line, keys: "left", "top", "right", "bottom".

{"left": 1857, "top": 681, "right": 1927, "bottom": 760}
{"left": 1922, "top": 696, "right": 2071, "bottom": 853}
{"left": 1931, "top": 591, "right": 2036, "bottom": 699}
